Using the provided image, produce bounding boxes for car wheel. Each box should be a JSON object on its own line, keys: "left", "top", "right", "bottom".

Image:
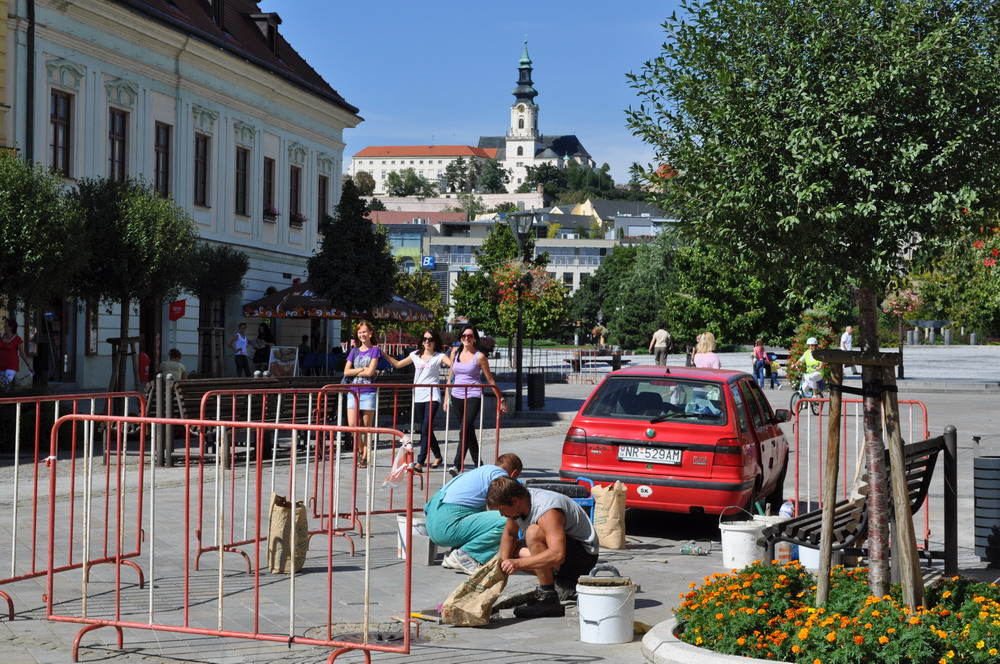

{"left": 765, "top": 455, "right": 788, "bottom": 514}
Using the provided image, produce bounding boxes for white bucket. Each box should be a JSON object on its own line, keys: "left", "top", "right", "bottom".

{"left": 395, "top": 515, "right": 427, "bottom": 559}
{"left": 719, "top": 520, "right": 768, "bottom": 569}
{"left": 577, "top": 568, "right": 636, "bottom": 644}
{"left": 797, "top": 545, "right": 820, "bottom": 570}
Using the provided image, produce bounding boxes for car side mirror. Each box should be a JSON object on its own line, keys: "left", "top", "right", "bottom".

{"left": 773, "top": 409, "right": 792, "bottom": 423}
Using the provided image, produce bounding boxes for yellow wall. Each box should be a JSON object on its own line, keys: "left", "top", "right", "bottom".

{"left": 0, "top": 0, "right": 7, "bottom": 148}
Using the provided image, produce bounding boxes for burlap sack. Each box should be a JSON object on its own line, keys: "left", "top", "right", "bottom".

{"left": 441, "top": 556, "right": 508, "bottom": 626}
{"left": 267, "top": 492, "right": 309, "bottom": 573}
{"left": 592, "top": 480, "right": 627, "bottom": 549}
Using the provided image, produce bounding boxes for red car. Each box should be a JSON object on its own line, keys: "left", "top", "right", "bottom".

{"left": 559, "top": 366, "right": 790, "bottom": 516}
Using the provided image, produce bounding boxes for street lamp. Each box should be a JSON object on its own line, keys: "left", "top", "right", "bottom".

{"left": 507, "top": 211, "right": 535, "bottom": 413}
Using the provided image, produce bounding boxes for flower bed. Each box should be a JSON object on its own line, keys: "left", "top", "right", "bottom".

{"left": 675, "top": 562, "right": 1000, "bottom": 663}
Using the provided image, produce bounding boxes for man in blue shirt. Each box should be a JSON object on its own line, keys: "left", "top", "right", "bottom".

{"left": 425, "top": 453, "right": 523, "bottom": 574}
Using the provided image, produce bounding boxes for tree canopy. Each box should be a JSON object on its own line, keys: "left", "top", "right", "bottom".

{"left": 384, "top": 168, "right": 437, "bottom": 198}
{"left": 352, "top": 171, "right": 376, "bottom": 197}
{"left": 308, "top": 179, "right": 396, "bottom": 314}
{"left": 0, "top": 151, "right": 85, "bottom": 310}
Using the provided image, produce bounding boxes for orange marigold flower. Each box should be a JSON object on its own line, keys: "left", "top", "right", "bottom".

{"left": 737, "top": 637, "right": 746, "bottom": 646}
{"left": 878, "top": 635, "right": 889, "bottom": 644}
{"left": 716, "top": 613, "right": 724, "bottom": 620}
{"left": 792, "top": 645, "right": 801, "bottom": 653}
{"left": 826, "top": 631, "right": 836, "bottom": 642}
{"left": 798, "top": 628, "right": 809, "bottom": 640}
{"left": 854, "top": 635, "right": 864, "bottom": 645}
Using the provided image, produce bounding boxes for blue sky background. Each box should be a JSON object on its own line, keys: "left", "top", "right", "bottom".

{"left": 259, "top": 1, "right": 685, "bottom": 183}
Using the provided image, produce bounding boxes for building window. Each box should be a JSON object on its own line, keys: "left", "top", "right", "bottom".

{"left": 318, "top": 174, "right": 329, "bottom": 219}
{"left": 289, "top": 165, "right": 302, "bottom": 217}
{"left": 235, "top": 147, "right": 249, "bottom": 216}
{"left": 516, "top": 146, "right": 524, "bottom": 156}
{"left": 154, "top": 122, "right": 171, "bottom": 197}
{"left": 261, "top": 158, "right": 275, "bottom": 214}
{"left": 50, "top": 90, "right": 72, "bottom": 177}
{"left": 109, "top": 109, "right": 127, "bottom": 182}
{"left": 563, "top": 272, "right": 574, "bottom": 287}
{"left": 194, "top": 133, "right": 210, "bottom": 206}
{"left": 518, "top": 118, "right": 524, "bottom": 129}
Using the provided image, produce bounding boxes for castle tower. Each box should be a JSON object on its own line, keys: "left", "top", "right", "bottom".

{"left": 506, "top": 41, "right": 541, "bottom": 186}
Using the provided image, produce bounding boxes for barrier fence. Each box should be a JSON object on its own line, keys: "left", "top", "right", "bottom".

{"left": 45, "top": 413, "right": 416, "bottom": 663}
{"left": 790, "top": 397, "right": 934, "bottom": 546}
{"left": 0, "top": 392, "right": 146, "bottom": 621}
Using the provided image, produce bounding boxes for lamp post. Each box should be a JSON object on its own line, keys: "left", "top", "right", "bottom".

{"left": 507, "top": 211, "right": 535, "bottom": 413}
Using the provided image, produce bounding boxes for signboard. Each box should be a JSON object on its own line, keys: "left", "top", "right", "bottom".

{"left": 420, "top": 255, "right": 436, "bottom": 269}
{"left": 168, "top": 299, "right": 186, "bottom": 321}
{"left": 268, "top": 346, "right": 299, "bottom": 377}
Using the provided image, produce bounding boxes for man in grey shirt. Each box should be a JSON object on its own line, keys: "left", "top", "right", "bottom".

{"left": 487, "top": 477, "right": 599, "bottom": 618}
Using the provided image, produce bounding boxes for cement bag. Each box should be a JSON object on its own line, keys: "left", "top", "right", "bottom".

{"left": 593, "top": 480, "right": 627, "bottom": 549}
{"left": 267, "top": 492, "right": 309, "bottom": 573}
{"left": 441, "top": 556, "right": 508, "bottom": 626}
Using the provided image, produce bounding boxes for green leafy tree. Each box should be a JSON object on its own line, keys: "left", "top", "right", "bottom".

{"left": 912, "top": 232, "right": 1000, "bottom": 336}
{"left": 393, "top": 269, "right": 448, "bottom": 337}
{"left": 352, "top": 171, "right": 376, "bottom": 197}
{"left": 627, "top": 0, "right": 1000, "bottom": 598}
{"left": 478, "top": 158, "right": 511, "bottom": 194}
{"left": 569, "top": 245, "right": 637, "bottom": 336}
{"left": 516, "top": 163, "right": 567, "bottom": 195}
{"left": 385, "top": 168, "right": 437, "bottom": 198}
{"left": 308, "top": 179, "right": 396, "bottom": 317}
{"left": 442, "top": 157, "right": 469, "bottom": 193}
{"left": 70, "top": 177, "right": 199, "bottom": 391}
{"left": 487, "top": 201, "right": 518, "bottom": 215}
{"left": 444, "top": 192, "right": 486, "bottom": 219}
{"left": 185, "top": 242, "right": 250, "bottom": 376}
{"left": 0, "top": 151, "right": 85, "bottom": 310}
{"left": 564, "top": 161, "right": 615, "bottom": 194}
{"left": 494, "top": 262, "right": 568, "bottom": 339}
{"left": 368, "top": 197, "right": 387, "bottom": 212}
{"left": 604, "top": 232, "right": 676, "bottom": 350}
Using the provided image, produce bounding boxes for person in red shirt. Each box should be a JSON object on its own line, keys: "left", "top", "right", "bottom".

{"left": 0, "top": 317, "right": 33, "bottom": 389}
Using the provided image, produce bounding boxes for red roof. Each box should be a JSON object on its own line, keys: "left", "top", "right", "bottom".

{"left": 111, "top": 0, "right": 358, "bottom": 115}
{"left": 354, "top": 145, "right": 495, "bottom": 159}
{"left": 368, "top": 211, "right": 468, "bottom": 224}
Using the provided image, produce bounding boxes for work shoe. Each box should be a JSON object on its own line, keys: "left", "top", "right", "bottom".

{"left": 447, "top": 465, "right": 459, "bottom": 477}
{"left": 441, "top": 548, "right": 479, "bottom": 575}
{"left": 513, "top": 588, "right": 564, "bottom": 619}
{"left": 554, "top": 578, "right": 578, "bottom": 602}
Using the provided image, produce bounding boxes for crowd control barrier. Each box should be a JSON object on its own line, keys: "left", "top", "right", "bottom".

{"left": 0, "top": 392, "right": 145, "bottom": 620}
{"left": 45, "top": 413, "right": 416, "bottom": 663}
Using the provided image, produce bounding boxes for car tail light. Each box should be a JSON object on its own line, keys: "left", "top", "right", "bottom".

{"left": 714, "top": 438, "right": 744, "bottom": 466}
{"left": 563, "top": 427, "right": 587, "bottom": 457}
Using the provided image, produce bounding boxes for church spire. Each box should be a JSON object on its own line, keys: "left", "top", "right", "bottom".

{"left": 512, "top": 40, "right": 538, "bottom": 105}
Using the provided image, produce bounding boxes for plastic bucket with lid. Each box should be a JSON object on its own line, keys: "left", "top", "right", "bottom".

{"left": 576, "top": 564, "right": 636, "bottom": 644}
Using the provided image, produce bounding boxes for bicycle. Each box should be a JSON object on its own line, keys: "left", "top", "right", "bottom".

{"left": 789, "top": 379, "right": 826, "bottom": 416}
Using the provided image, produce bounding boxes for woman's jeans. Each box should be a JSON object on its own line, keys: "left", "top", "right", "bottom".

{"left": 451, "top": 396, "right": 482, "bottom": 470}
{"left": 413, "top": 400, "right": 442, "bottom": 465}
{"left": 754, "top": 359, "right": 767, "bottom": 386}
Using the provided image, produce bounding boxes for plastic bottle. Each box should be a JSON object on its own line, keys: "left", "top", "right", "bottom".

{"left": 679, "top": 540, "right": 709, "bottom": 556}
{"left": 779, "top": 500, "right": 795, "bottom": 518}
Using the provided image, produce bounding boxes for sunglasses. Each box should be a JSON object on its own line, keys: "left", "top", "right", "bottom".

{"left": 461, "top": 333, "right": 475, "bottom": 339}
{"left": 422, "top": 337, "right": 435, "bottom": 342}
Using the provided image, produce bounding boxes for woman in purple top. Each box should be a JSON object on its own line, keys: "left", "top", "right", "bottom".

{"left": 344, "top": 321, "right": 382, "bottom": 468}
{"left": 444, "top": 325, "right": 505, "bottom": 476}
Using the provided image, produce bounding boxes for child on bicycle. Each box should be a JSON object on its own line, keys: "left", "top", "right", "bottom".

{"left": 795, "top": 337, "right": 824, "bottom": 396}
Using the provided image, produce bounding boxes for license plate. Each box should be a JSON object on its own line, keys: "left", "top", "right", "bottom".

{"left": 618, "top": 445, "right": 681, "bottom": 465}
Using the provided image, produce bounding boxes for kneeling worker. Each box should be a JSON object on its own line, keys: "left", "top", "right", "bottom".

{"left": 487, "top": 476, "right": 599, "bottom": 619}
{"left": 425, "top": 453, "right": 523, "bottom": 574}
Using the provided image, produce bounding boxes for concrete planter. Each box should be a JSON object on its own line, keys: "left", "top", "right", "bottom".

{"left": 642, "top": 618, "right": 791, "bottom": 664}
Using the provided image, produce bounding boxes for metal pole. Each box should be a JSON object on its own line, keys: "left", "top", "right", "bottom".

{"left": 515, "top": 285, "right": 524, "bottom": 413}
{"left": 943, "top": 424, "right": 958, "bottom": 575}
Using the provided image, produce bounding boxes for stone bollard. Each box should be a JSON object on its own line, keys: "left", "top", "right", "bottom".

{"left": 929, "top": 329, "right": 935, "bottom": 345}
{"left": 944, "top": 328, "right": 952, "bottom": 345}
{"left": 970, "top": 332, "right": 978, "bottom": 345}
{"left": 906, "top": 330, "right": 914, "bottom": 346}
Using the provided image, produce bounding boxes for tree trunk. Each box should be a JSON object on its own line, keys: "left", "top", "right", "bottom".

{"left": 117, "top": 297, "right": 130, "bottom": 393}
{"left": 859, "top": 287, "right": 889, "bottom": 595}
{"left": 897, "top": 315, "right": 905, "bottom": 379}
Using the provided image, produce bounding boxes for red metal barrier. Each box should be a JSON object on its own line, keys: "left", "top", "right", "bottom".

{"left": 45, "top": 413, "right": 414, "bottom": 663}
{"left": 790, "top": 397, "right": 932, "bottom": 545}
{"left": 0, "top": 392, "right": 146, "bottom": 620}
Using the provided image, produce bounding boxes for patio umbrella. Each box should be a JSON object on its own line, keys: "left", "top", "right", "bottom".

{"left": 242, "top": 281, "right": 434, "bottom": 322}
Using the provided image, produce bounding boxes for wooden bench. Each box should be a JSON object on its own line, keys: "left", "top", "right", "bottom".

{"left": 758, "top": 435, "right": 945, "bottom": 560}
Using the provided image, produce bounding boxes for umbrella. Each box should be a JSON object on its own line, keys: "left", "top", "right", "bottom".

{"left": 242, "top": 281, "right": 434, "bottom": 322}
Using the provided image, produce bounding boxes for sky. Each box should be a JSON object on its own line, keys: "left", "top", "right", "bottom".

{"left": 258, "top": 1, "right": 685, "bottom": 184}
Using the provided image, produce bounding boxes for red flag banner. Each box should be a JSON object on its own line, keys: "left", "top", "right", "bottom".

{"left": 168, "top": 299, "right": 186, "bottom": 321}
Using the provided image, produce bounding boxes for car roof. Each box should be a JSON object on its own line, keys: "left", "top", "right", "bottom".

{"left": 606, "top": 365, "right": 748, "bottom": 382}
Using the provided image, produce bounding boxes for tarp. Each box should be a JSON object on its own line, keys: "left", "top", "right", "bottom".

{"left": 242, "top": 281, "right": 434, "bottom": 322}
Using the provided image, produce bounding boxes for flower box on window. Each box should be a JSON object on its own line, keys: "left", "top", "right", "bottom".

{"left": 290, "top": 212, "right": 308, "bottom": 228}
{"left": 263, "top": 206, "right": 280, "bottom": 222}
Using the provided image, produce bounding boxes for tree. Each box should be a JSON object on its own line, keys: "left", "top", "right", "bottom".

{"left": 627, "top": 0, "right": 1000, "bottom": 599}
{"left": 385, "top": 168, "right": 437, "bottom": 198}
{"left": 516, "top": 163, "right": 567, "bottom": 195}
{"left": 564, "top": 160, "right": 614, "bottom": 193}
{"left": 0, "top": 151, "right": 85, "bottom": 311}
{"left": 478, "top": 158, "right": 511, "bottom": 194}
{"left": 368, "top": 197, "right": 387, "bottom": 211}
{"left": 185, "top": 242, "right": 250, "bottom": 376}
{"left": 308, "top": 179, "right": 396, "bottom": 316}
{"left": 393, "top": 269, "right": 448, "bottom": 337}
{"left": 487, "top": 201, "right": 518, "bottom": 215}
{"left": 494, "top": 262, "right": 568, "bottom": 339}
{"left": 444, "top": 192, "right": 486, "bottom": 219}
{"left": 70, "top": 177, "right": 199, "bottom": 391}
{"left": 442, "top": 157, "right": 469, "bottom": 193}
{"left": 353, "top": 171, "right": 376, "bottom": 196}
{"left": 569, "top": 245, "right": 637, "bottom": 336}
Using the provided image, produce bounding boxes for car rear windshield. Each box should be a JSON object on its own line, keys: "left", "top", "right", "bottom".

{"left": 582, "top": 376, "right": 728, "bottom": 425}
